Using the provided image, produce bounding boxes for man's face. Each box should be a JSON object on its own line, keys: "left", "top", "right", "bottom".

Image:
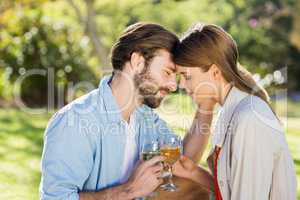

{"left": 134, "top": 49, "right": 177, "bottom": 108}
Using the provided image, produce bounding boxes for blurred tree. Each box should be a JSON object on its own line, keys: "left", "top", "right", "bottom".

{"left": 64, "top": 0, "right": 233, "bottom": 72}
{"left": 63, "top": 0, "right": 300, "bottom": 90}
{"left": 224, "top": 0, "right": 300, "bottom": 91}
{"left": 289, "top": 0, "right": 300, "bottom": 92}
{"left": 66, "top": 0, "right": 111, "bottom": 72}
{"left": 0, "top": 0, "right": 97, "bottom": 107}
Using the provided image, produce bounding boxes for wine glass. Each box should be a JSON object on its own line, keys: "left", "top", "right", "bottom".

{"left": 140, "top": 137, "right": 160, "bottom": 161}
{"left": 140, "top": 137, "right": 161, "bottom": 199}
{"left": 159, "top": 134, "right": 183, "bottom": 192}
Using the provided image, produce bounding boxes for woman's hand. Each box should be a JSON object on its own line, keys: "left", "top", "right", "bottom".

{"left": 196, "top": 98, "right": 216, "bottom": 114}
{"left": 172, "top": 155, "right": 198, "bottom": 180}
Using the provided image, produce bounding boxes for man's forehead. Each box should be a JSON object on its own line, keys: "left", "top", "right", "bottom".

{"left": 154, "top": 49, "right": 176, "bottom": 70}
{"left": 166, "top": 61, "right": 176, "bottom": 72}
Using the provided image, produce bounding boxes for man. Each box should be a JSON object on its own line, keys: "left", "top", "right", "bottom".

{"left": 40, "top": 22, "right": 212, "bottom": 200}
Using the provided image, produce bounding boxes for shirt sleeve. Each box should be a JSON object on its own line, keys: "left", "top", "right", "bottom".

{"left": 230, "top": 111, "right": 276, "bottom": 200}
{"left": 40, "top": 111, "right": 95, "bottom": 200}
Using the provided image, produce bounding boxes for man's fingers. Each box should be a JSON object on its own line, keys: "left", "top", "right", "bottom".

{"left": 151, "top": 164, "right": 163, "bottom": 173}
{"left": 154, "top": 170, "right": 164, "bottom": 179}
{"left": 141, "top": 156, "right": 165, "bottom": 170}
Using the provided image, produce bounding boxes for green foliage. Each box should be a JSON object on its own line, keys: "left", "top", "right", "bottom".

{"left": 0, "top": 68, "right": 13, "bottom": 101}
{"left": 224, "top": 0, "right": 300, "bottom": 89}
{"left": 0, "top": 3, "right": 97, "bottom": 106}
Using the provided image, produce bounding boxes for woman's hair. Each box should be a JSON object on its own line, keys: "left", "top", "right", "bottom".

{"left": 174, "top": 23, "right": 270, "bottom": 104}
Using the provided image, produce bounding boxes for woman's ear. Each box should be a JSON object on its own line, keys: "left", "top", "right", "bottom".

{"left": 209, "top": 64, "right": 221, "bottom": 81}
{"left": 130, "top": 52, "right": 145, "bottom": 73}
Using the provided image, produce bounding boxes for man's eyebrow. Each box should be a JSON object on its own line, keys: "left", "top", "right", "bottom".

{"left": 167, "top": 64, "right": 176, "bottom": 72}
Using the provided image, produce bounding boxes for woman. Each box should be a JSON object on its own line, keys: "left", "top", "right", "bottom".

{"left": 173, "top": 23, "right": 297, "bottom": 200}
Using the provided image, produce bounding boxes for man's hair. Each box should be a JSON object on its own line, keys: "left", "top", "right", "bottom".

{"left": 110, "top": 22, "right": 179, "bottom": 71}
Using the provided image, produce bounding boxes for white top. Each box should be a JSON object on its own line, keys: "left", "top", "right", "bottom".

{"left": 119, "top": 114, "right": 139, "bottom": 184}
{"left": 208, "top": 87, "right": 297, "bottom": 200}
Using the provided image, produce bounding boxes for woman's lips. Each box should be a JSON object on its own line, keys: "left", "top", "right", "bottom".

{"left": 187, "top": 91, "right": 193, "bottom": 96}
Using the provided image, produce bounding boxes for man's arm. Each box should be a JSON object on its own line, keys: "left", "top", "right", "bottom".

{"left": 79, "top": 156, "right": 165, "bottom": 200}
{"left": 79, "top": 183, "right": 134, "bottom": 200}
{"left": 183, "top": 106, "right": 213, "bottom": 163}
{"left": 40, "top": 112, "right": 94, "bottom": 200}
{"left": 41, "top": 108, "right": 164, "bottom": 200}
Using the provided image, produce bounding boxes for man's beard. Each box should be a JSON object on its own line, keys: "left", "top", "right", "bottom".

{"left": 133, "top": 71, "right": 170, "bottom": 108}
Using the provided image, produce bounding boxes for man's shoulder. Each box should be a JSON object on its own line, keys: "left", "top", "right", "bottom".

{"left": 46, "top": 89, "right": 103, "bottom": 132}
{"left": 60, "top": 88, "right": 101, "bottom": 114}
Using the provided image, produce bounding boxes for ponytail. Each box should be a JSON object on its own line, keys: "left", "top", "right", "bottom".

{"left": 235, "top": 63, "right": 270, "bottom": 104}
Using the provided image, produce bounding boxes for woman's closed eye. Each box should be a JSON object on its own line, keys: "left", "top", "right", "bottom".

{"left": 184, "top": 74, "right": 192, "bottom": 80}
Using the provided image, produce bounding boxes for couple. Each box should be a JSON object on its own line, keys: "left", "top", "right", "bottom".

{"left": 40, "top": 22, "right": 297, "bottom": 200}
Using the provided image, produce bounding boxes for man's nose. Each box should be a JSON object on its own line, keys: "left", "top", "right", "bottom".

{"left": 167, "top": 76, "right": 178, "bottom": 92}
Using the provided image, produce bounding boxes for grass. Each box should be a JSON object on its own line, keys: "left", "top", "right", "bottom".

{"left": 0, "top": 95, "right": 299, "bottom": 199}
{"left": 0, "top": 109, "right": 52, "bottom": 199}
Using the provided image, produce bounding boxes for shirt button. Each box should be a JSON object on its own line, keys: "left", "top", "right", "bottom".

{"left": 219, "top": 180, "right": 224, "bottom": 187}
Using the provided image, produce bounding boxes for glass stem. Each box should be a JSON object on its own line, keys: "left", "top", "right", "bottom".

{"left": 168, "top": 165, "right": 174, "bottom": 184}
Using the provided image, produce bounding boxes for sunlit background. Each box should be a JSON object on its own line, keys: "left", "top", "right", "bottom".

{"left": 0, "top": 0, "right": 299, "bottom": 199}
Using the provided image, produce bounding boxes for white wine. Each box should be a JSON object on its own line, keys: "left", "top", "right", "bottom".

{"left": 160, "top": 147, "right": 181, "bottom": 165}
{"left": 141, "top": 151, "right": 160, "bottom": 161}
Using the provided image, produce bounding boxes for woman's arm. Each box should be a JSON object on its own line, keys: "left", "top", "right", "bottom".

{"left": 183, "top": 104, "right": 214, "bottom": 163}
{"left": 173, "top": 155, "right": 214, "bottom": 191}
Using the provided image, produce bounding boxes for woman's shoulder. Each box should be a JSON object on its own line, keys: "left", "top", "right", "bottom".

{"left": 234, "top": 95, "right": 283, "bottom": 133}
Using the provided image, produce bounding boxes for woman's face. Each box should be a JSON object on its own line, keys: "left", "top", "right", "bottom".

{"left": 176, "top": 65, "right": 219, "bottom": 105}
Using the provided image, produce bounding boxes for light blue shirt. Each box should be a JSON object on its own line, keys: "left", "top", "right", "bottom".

{"left": 39, "top": 75, "right": 174, "bottom": 200}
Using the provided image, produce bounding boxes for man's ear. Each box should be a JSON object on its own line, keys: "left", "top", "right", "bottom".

{"left": 130, "top": 52, "right": 145, "bottom": 73}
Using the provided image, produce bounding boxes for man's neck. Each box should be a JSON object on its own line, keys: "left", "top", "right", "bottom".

{"left": 109, "top": 73, "right": 140, "bottom": 122}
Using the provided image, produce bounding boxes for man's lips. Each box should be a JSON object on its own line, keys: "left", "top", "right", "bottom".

{"left": 159, "top": 89, "right": 170, "bottom": 96}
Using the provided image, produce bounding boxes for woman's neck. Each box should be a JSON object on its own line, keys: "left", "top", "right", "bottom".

{"left": 219, "top": 83, "right": 233, "bottom": 106}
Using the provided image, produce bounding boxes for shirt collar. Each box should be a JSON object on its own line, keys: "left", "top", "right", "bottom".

{"left": 98, "top": 75, "right": 123, "bottom": 123}
{"left": 212, "top": 86, "right": 249, "bottom": 147}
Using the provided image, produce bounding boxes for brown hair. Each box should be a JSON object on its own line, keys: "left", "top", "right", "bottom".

{"left": 175, "top": 23, "right": 270, "bottom": 104}
{"left": 111, "top": 22, "right": 179, "bottom": 71}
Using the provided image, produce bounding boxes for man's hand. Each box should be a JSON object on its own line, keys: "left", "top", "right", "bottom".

{"left": 80, "top": 156, "right": 165, "bottom": 200}
{"left": 124, "top": 156, "right": 165, "bottom": 198}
